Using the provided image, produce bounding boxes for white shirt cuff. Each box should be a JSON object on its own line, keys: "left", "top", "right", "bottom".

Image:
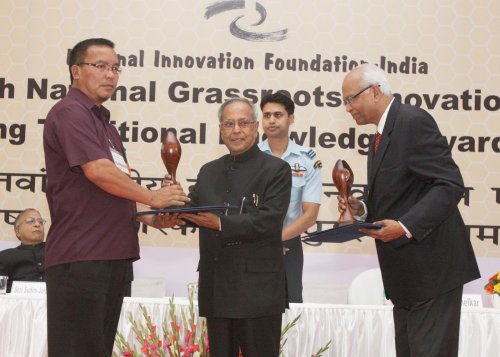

{"left": 398, "top": 221, "right": 412, "bottom": 238}
{"left": 355, "top": 201, "right": 368, "bottom": 221}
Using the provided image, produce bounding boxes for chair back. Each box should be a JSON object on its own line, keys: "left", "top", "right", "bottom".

{"left": 347, "top": 268, "right": 388, "bottom": 305}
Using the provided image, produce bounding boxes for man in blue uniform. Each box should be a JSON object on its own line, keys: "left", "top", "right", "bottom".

{"left": 258, "top": 92, "right": 322, "bottom": 303}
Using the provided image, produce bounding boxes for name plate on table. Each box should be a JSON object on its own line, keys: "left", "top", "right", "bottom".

{"left": 11, "top": 281, "right": 46, "bottom": 294}
{"left": 461, "top": 294, "right": 482, "bottom": 308}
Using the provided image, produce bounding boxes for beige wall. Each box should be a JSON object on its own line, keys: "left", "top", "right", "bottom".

{"left": 1, "top": 0, "right": 499, "bottom": 261}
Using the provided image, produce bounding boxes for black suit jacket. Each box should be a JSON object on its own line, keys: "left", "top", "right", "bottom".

{"left": 366, "top": 100, "right": 480, "bottom": 306}
{"left": 189, "top": 144, "right": 291, "bottom": 318}
{"left": 0, "top": 242, "right": 46, "bottom": 292}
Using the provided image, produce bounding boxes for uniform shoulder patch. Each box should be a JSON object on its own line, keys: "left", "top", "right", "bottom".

{"left": 313, "top": 160, "right": 322, "bottom": 169}
{"left": 305, "top": 149, "right": 316, "bottom": 159}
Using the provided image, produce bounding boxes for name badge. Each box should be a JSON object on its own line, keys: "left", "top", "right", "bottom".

{"left": 110, "top": 147, "right": 130, "bottom": 175}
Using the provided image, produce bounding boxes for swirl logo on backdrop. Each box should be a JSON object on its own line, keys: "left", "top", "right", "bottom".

{"left": 205, "top": 0, "right": 288, "bottom": 42}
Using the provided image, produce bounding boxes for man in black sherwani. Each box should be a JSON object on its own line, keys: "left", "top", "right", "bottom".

{"left": 181, "top": 97, "right": 291, "bottom": 357}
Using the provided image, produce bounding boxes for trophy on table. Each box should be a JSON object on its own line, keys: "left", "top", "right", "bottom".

{"left": 161, "top": 129, "right": 181, "bottom": 184}
{"left": 332, "top": 159, "right": 355, "bottom": 223}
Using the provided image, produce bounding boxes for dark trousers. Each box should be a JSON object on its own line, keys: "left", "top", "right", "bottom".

{"left": 46, "top": 260, "right": 133, "bottom": 357}
{"left": 283, "top": 236, "right": 303, "bottom": 303}
{"left": 393, "top": 285, "right": 463, "bottom": 357}
{"left": 207, "top": 314, "right": 282, "bottom": 357}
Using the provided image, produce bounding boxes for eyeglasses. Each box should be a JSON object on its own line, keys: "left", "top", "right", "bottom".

{"left": 78, "top": 62, "right": 122, "bottom": 74}
{"left": 343, "top": 84, "right": 378, "bottom": 106}
{"left": 220, "top": 119, "right": 256, "bottom": 131}
{"left": 19, "top": 217, "right": 46, "bottom": 226}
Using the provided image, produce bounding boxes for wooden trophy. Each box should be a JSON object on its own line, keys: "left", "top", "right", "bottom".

{"left": 332, "top": 159, "right": 355, "bottom": 223}
{"left": 161, "top": 129, "right": 181, "bottom": 183}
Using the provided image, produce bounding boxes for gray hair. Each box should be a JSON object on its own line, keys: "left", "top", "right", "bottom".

{"left": 217, "top": 97, "right": 258, "bottom": 123}
{"left": 357, "top": 63, "right": 392, "bottom": 96}
{"left": 14, "top": 208, "right": 39, "bottom": 228}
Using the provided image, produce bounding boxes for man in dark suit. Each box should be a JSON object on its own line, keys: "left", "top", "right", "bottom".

{"left": 0, "top": 208, "right": 46, "bottom": 292}
{"left": 339, "top": 63, "right": 480, "bottom": 357}
{"left": 181, "top": 97, "right": 291, "bottom": 357}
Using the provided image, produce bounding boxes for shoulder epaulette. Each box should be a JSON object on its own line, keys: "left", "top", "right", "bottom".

{"left": 305, "top": 149, "right": 316, "bottom": 159}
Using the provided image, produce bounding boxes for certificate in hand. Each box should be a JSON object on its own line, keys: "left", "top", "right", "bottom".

{"left": 302, "top": 222, "right": 382, "bottom": 243}
{"left": 136, "top": 205, "right": 236, "bottom": 216}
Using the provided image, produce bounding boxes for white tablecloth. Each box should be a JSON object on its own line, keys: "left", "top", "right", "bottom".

{"left": 1, "top": 294, "right": 499, "bottom": 357}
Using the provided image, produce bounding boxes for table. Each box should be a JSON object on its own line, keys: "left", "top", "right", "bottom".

{"left": 1, "top": 294, "right": 499, "bottom": 357}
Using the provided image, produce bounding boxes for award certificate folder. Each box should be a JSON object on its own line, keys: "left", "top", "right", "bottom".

{"left": 303, "top": 222, "right": 382, "bottom": 243}
{"left": 136, "top": 205, "right": 237, "bottom": 216}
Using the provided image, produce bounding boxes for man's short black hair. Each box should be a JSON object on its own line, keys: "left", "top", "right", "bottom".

{"left": 68, "top": 38, "right": 115, "bottom": 82}
{"left": 260, "top": 92, "right": 295, "bottom": 115}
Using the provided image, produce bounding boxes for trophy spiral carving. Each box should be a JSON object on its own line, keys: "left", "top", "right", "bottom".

{"left": 161, "top": 129, "right": 181, "bottom": 184}
{"left": 332, "top": 159, "right": 355, "bottom": 223}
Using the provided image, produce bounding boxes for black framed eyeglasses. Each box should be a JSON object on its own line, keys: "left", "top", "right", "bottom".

{"left": 343, "top": 84, "right": 377, "bottom": 106}
{"left": 78, "top": 62, "right": 122, "bottom": 74}
{"left": 220, "top": 119, "right": 256, "bottom": 131}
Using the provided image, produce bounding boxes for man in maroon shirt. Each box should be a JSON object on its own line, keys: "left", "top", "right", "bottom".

{"left": 43, "top": 38, "right": 189, "bottom": 357}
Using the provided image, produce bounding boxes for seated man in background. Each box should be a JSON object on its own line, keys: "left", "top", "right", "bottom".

{"left": 0, "top": 208, "right": 46, "bottom": 292}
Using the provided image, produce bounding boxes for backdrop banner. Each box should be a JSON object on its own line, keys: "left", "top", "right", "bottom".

{"left": 0, "top": 0, "right": 498, "bottom": 302}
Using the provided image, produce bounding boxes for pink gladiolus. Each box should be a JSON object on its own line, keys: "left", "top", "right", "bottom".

{"left": 184, "top": 330, "right": 193, "bottom": 344}
{"left": 182, "top": 344, "right": 199, "bottom": 357}
{"left": 141, "top": 339, "right": 151, "bottom": 355}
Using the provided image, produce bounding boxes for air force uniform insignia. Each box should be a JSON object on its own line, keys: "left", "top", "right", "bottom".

{"left": 291, "top": 163, "right": 307, "bottom": 172}
{"left": 306, "top": 149, "right": 316, "bottom": 159}
{"left": 291, "top": 163, "right": 306, "bottom": 177}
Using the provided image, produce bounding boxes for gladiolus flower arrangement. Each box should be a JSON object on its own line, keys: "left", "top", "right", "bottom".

{"left": 113, "top": 292, "right": 331, "bottom": 357}
{"left": 113, "top": 293, "right": 208, "bottom": 357}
